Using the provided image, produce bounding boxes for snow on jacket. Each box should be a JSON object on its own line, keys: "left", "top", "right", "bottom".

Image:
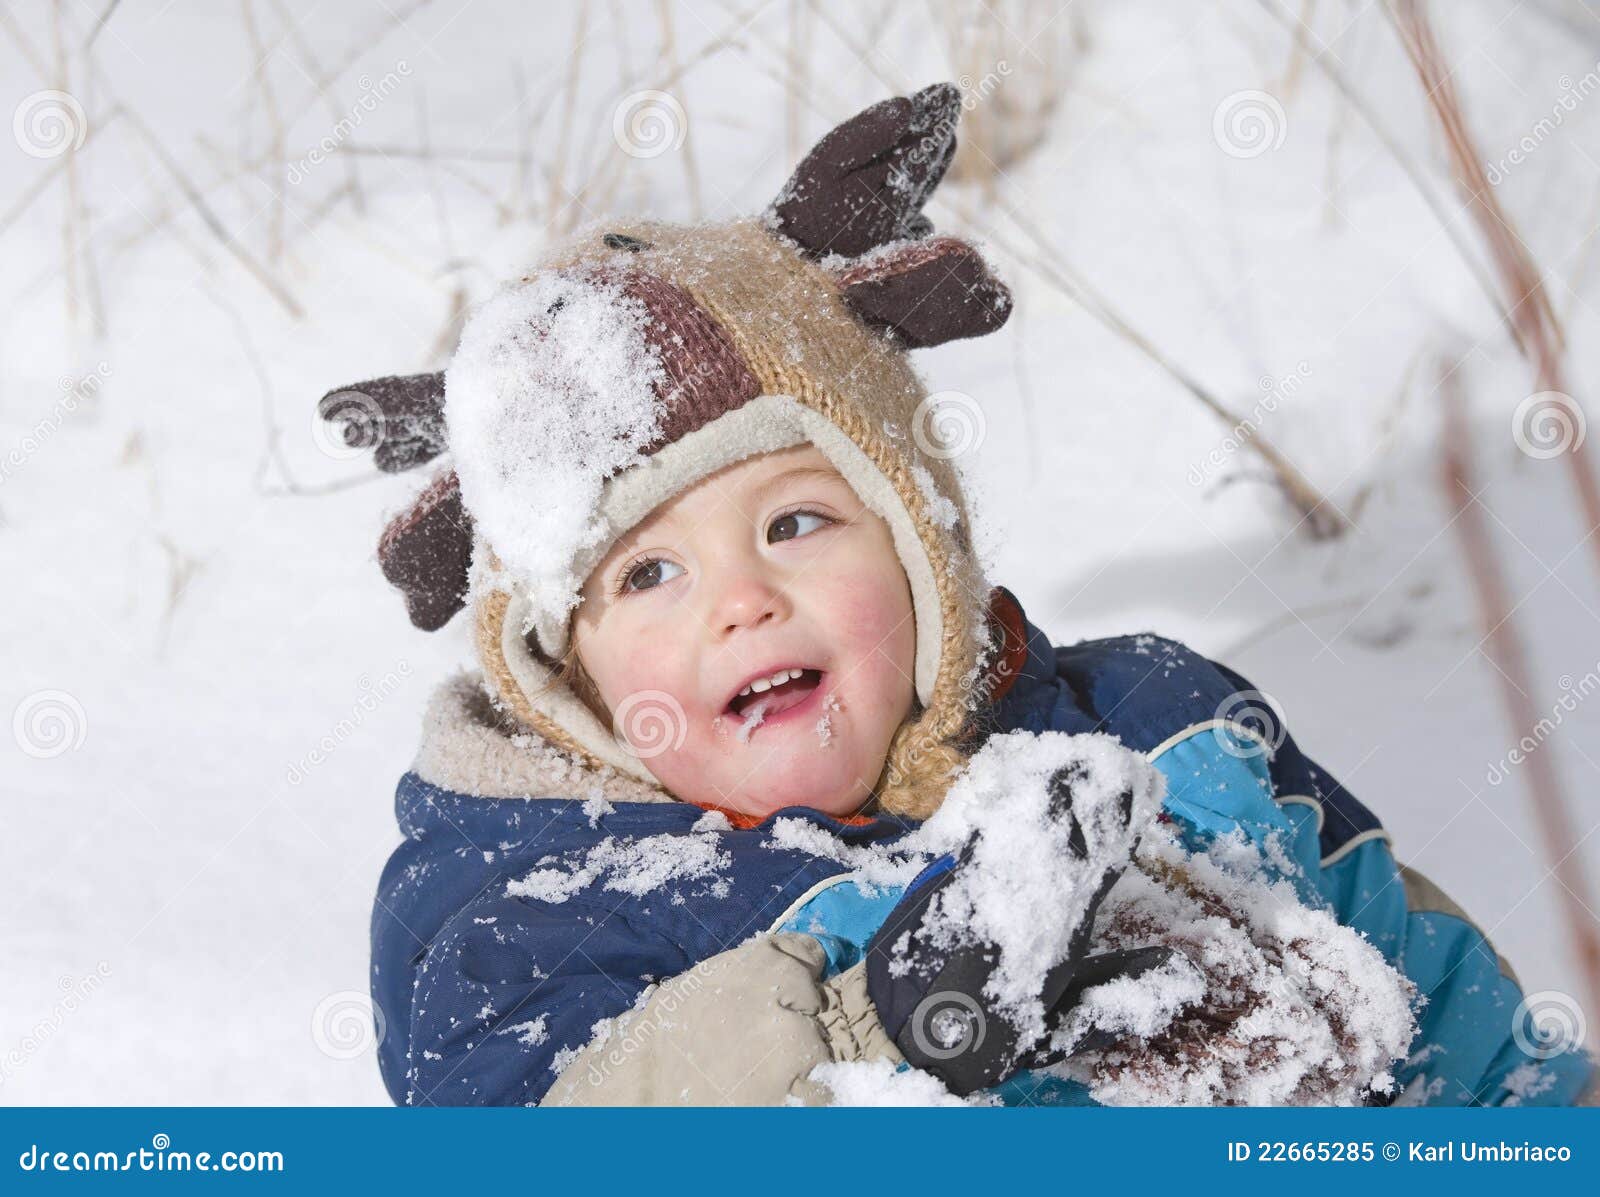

{"left": 370, "top": 588, "right": 1597, "bottom": 1107}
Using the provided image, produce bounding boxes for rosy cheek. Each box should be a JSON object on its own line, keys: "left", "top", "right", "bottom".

{"left": 829, "top": 570, "right": 912, "bottom": 645}
{"left": 602, "top": 648, "right": 681, "bottom": 708}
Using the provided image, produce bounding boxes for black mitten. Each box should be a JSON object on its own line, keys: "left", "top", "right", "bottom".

{"left": 864, "top": 761, "right": 1184, "bottom": 1095}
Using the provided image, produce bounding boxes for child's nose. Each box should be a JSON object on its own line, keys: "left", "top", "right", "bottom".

{"left": 710, "top": 570, "right": 792, "bottom": 637}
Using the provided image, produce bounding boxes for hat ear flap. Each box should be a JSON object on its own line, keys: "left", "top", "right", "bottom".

{"left": 378, "top": 471, "right": 473, "bottom": 631}
{"left": 834, "top": 236, "right": 1012, "bottom": 348}
{"left": 317, "top": 371, "right": 447, "bottom": 473}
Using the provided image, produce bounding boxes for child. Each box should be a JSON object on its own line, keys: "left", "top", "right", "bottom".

{"left": 323, "top": 84, "right": 1597, "bottom": 1107}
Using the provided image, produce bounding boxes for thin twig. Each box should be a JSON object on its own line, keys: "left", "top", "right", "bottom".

{"left": 415, "top": 86, "right": 454, "bottom": 255}
{"left": 121, "top": 106, "right": 304, "bottom": 318}
{"left": 566, "top": 1, "right": 760, "bottom": 223}
{"left": 0, "top": 105, "right": 118, "bottom": 237}
{"left": 1252, "top": 0, "right": 1510, "bottom": 346}
{"left": 53, "top": 1, "right": 80, "bottom": 331}
{"left": 1438, "top": 360, "right": 1600, "bottom": 1031}
{"left": 0, "top": 3, "right": 51, "bottom": 78}
{"left": 548, "top": 1, "right": 590, "bottom": 233}
{"left": 83, "top": 0, "right": 120, "bottom": 50}
{"left": 333, "top": 142, "right": 528, "bottom": 162}
{"left": 275, "top": 0, "right": 436, "bottom": 133}
{"left": 955, "top": 196, "right": 1347, "bottom": 537}
{"left": 203, "top": 285, "right": 379, "bottom": 497}
{"left": 268, "top": 0, "right": 365, "bottom": 215}
{"left": 1386, "top": 0, "right": 1600, "bottom": 578}
{"left": 241, "top": 0, "right": 287, "bottom": 264}
{"left": 510, "top": 62, "right": 531, "bottom": 222}
{"left": 657, "top": 0, "right": 703, "bottom": 219}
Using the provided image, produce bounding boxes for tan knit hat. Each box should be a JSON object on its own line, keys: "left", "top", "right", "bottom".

{"left": 319, "top": 83, "right": 1017, "bottom": 816}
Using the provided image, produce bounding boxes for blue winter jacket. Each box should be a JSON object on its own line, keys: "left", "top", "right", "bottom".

{"left": 371, "top": 589, "right": 1596, "bottom": 1107}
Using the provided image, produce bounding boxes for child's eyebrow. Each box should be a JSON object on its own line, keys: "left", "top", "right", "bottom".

{"left": 619, "top": 464, "right": 844, "bottom": 547}
{"left": 748, "top": 464, "right": 845, "bottom": 499}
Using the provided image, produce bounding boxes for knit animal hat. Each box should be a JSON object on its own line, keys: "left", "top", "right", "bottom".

{"left": 319, "top": 83, "right": 1020, "bottom": 817}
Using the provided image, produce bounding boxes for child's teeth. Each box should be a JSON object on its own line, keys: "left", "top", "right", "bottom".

{"left": 735, "top": 668, "right": 808, "bottom": 701}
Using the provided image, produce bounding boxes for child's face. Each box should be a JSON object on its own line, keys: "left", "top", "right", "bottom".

{"left": 572, "top": 443, "right": 917, "bottom": 819}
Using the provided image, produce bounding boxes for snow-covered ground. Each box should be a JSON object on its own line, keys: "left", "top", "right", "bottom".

{"left": 3, "top": 0, "right": 1598, "bottom": 1103}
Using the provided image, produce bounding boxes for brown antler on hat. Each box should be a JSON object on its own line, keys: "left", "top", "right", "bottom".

{"left": 317, "top": 372, "right": 447, "bottom": 474}
{"left": 767, "top": 81, "right": 961, "bottom": 259}
{"left": 376, "top": 471, "right": 473, "bottom": 632}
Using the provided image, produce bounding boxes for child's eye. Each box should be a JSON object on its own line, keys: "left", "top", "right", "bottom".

{"left": 617, "top": 557, "right": 684, "bottom": 595}
{"left": 767, "top": 509, "right": 835, "bottom": 543}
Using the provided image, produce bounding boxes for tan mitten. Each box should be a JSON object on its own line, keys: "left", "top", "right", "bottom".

{"left": 542, "top": 931, "right": 901, "bottom": 1106}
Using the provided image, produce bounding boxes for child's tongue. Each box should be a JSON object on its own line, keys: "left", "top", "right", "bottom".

{"left": 731, "top": 670, "right": 819, "bottom": 721}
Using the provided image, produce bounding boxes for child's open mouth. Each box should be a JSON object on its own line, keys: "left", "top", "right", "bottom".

{"left": 726, "top": 667, "right": 823, "bottom": 720}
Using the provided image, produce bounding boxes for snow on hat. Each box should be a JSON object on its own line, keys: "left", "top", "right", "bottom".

{"left": 318, "top": 83, "right": 1020, "bottom": 816}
